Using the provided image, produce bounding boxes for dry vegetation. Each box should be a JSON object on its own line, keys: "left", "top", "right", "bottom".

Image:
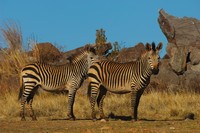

{"left": 0, "top": 91, "right": 200, "bottom": 121}
{"left": 1, "top": 91, "right": 200, "bottom": 132}
{"left": 0, "top": 23, "right": 200, "bottom": 132}
{"left": 0, "top": 22, "right": 30, "bottom": 94}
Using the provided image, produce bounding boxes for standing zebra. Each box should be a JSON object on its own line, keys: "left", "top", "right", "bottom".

{"left": 18, "top": 45, "right": 98, "bottom": 121}
{"left": 87, "top": 42, "right": 162, "bottom": 121}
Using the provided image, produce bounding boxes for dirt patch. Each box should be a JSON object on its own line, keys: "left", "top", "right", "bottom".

{"left": 0, "top": 118, "right": 200, "bottom": 133}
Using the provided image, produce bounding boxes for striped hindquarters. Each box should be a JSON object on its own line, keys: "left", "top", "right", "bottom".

{"left": 21, "top": 63, "right": 72, "bottom": 91}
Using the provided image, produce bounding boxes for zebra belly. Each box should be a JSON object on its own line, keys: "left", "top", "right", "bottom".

{"left": 103, "top": 84, "right": 132, "bottom": 94}
{"left": 41, "top": 84, "right": 66, "bottom": 92}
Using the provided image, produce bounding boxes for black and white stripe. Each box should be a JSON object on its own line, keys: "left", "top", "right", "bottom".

{"left": 19, "top": 45, "right": 98, "bottom": 121}
{"left": 87, "top": 42, "right": 162, "bottom": 121}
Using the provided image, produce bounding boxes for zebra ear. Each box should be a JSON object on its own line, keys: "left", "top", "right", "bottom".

{"left": 84, "top": 44, "right": 91, "bottom": 51}
{"left": 145, "top": 43, "right": 152, "bottom": 51}
{"left": 85, "top": 44, "right": 96, "bottom": 54}
{"left": 156, "top": 42, "right": 163, "bottom": 51}
{"left": 89, "top": 46, "right": 96, "bottom": 54}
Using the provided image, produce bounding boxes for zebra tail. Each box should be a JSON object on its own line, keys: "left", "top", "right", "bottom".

{"left": 87, "top": 84, "right": 92, "bottom": 99}
{"left": 18, "top": 75, "right": 24, "bottom": 100}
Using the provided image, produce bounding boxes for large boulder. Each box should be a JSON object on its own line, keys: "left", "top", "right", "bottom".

{"left": 158, "top": 9, "right": 200, "bottom": 74}
{"left": 147, "top": 59, "right": 180, "bottom": 92}
{"left": 32, "top": 42, "right": 62, "bottom": 63}
{"left": 189, "top": 47, "right": 200, "bottom": 65}
{"left": 167, "top": 44, "right": 188, "bottom": 74}
{"left": 155, "top": 9, "right": 200, "bottom": 92}
{"left": 182, "top": 70, "right": 200, "bottom": 93}
{"left": 113, "top": 42, "right": 145, "bottom": 62}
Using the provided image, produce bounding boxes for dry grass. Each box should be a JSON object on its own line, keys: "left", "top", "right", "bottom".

{"left": 0, "top": 90, "right": 199, "bottom": 121}
{"left": 0, "top": 46, "right": 31, "bottom": 95}
{"left": 1, "top": 22, "right": 22, "bottom": 50}
{"left": 0, "top": 22, "right": 38, "bottom": 94}
{"left": 105, "top": 91, "right": 200, "bottom": 121}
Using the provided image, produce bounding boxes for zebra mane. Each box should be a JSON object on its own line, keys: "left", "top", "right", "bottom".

{"left": 66, "top": 50, "right": 86, "bottom": 63}
{"left": 67, "top": 44, "right": 95, "bottom": 63}
{"left": 152, "top": 42, "right": 156, "bottom": 52}
{"left": 68, "top": 45, "right": 95, "bottom": 63}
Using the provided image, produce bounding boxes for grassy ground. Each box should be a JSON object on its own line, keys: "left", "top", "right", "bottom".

{"left": 1, "top": 91, "right": 199, "bottom": 121}
{"left": 0, "top": 90, "right": 200, "bottom": 133}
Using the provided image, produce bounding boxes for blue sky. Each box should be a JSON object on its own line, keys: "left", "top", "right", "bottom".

{"left": 0, "top": 0, "right": 200, "bottom": 57}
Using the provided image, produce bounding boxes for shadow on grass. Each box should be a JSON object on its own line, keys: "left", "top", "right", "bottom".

{"left": 107, "top": 112, "right": 185, "bottom": 121}
{"left": 139, "top": 118, "right": 185, "bottom": 122}
{"left": 50, "top": 118, "right": 92, "bottom": 121}
{"left": 50, "top": 117, "right": 185, "bottom": 122}
{"left": 49, "top": 112, "right": 185, "bottom": 122}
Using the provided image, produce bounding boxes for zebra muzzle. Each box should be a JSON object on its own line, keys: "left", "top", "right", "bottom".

{"left": 152, "top": 68, "right": 159, "bottom": 75}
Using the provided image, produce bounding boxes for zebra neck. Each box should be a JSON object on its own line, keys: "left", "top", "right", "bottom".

{"left": 73, "top": 59, "right": 88, "bottom": 78}
{"left": 71, "top": 51, "right": 86, "bottom": 63}
{"left": 139, "top": 58, "right": 152, "bottom": 78}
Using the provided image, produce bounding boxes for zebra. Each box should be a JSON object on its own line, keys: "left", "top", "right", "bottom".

{"left": 18, "top": 45, "right": 98, "bottom": 121}
{"left": 87, "top": 42, "right": 162, "bottom": 121}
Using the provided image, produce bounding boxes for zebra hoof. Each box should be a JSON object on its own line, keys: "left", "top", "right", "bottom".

{"left": 100, "top": 118, "right": 108, "bottom": 122}
{"left": 68, "top": 115, "right": 76, "bottom": 121}
{"left": 92, "top": 118, "right": 97, "bottom": 122}
{"left": 100, "top": 116, "right": 109, "bottom": 121}
{"left": 69, "top": 117, "right": 76, "bottom": 121}
{"left": 67, "top": 114, "right": 76, "bottom": 121}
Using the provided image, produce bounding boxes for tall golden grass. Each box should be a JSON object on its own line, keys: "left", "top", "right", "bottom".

{"left": 1, "top": 22, "right": 22, "bottom": 50}
{"left": 0, "top": 91, "right": 199, "bottom": 121}
{"left": 0, "top": 22, "right": 31, "bottom": 94}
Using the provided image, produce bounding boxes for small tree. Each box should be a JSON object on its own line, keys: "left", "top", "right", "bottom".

{"left": 107, "top": 41, "right": 122, "bottom": 61}
{"left": 113, "top": 41, "right": 120, "bottom": 53}
{"left": 95, "top": 28, "right": 107, "bottom": 45}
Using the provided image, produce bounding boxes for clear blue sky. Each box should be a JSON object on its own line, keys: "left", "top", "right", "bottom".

{"left": 0, "top": 0, "right": 200, "bottom": 57}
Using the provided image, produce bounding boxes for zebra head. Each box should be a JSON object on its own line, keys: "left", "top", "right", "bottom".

{"left": 145, "top": 42, "right": 163, "bottom": 75}
{"left": 85, "top": 44, "right": 99, "bottom": 68}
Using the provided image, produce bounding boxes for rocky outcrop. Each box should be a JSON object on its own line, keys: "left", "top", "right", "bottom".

{"left": 158, "top": 9, "right": 200, "bottom": 74}
{"left": 148, "top": 9, "right": 200, "bottom": 92}
{"left": 32, "top": 42, "right": 62, "bottom": 63}
{"left": 113, "top": 42, "right": 145, "bottom": 62}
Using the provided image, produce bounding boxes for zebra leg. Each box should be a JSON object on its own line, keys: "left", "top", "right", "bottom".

{"left": 27, "top": 87, "right": 38, "bottom": 121}
{"left": 131, "top": 90, "right": 143, "bottom": 121}
{"left": 89, "top": 83, "right": 100, "bottom": 121}
{"left": 20, "top": 95, "right": 27, "bottom": 121}
{"left": 67, "top": 89, "right": 77, "bottom": 120}
{"left": 20, "top": 85, "right": 38, "bottom": 121}
{"left": 97, "top": 87, "right": 107, "bottom": 120}
{"left": 27, "top": 98, "right": 37, "bottom": 121}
